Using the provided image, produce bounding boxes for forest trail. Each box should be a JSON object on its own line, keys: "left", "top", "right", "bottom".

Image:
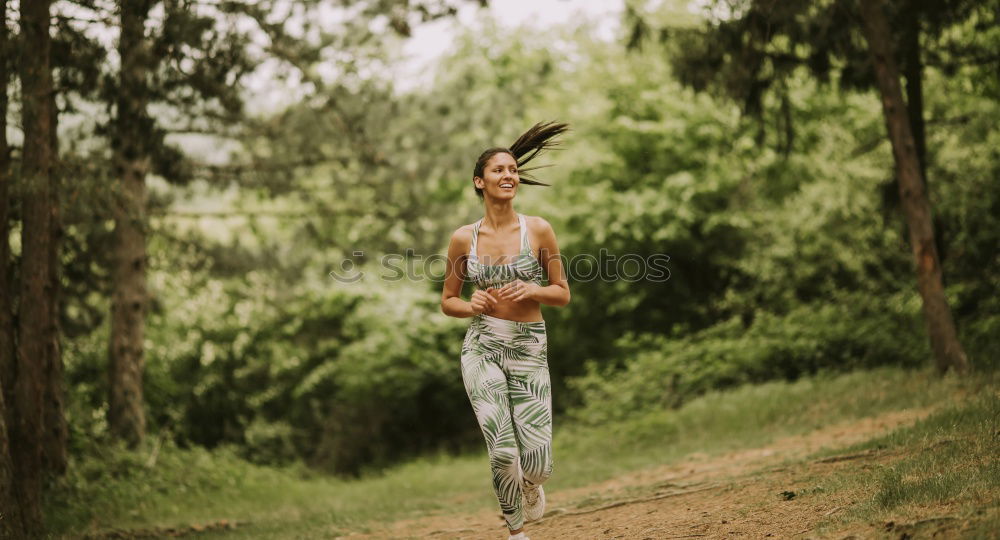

{"left": 341, "top": 406, "right": 981, "bottom": 539}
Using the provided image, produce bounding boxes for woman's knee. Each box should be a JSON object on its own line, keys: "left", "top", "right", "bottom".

{"left": 520, "top": 448, "right": 553, "bottom": 485}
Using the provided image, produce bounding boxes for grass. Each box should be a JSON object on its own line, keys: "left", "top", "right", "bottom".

{"left": 549, "top": 363, "right": 984, "bottom": 491}
{"left": 801, "top": 378, "right": 999, "bottom": 537}
{"left": 44, "top": 364, "right": 997, "bottom": 538}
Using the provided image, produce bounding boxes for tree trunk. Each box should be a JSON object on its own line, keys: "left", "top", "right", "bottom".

{"left": 0, "top": 0, "right": 16, "bottom": 423}
{"left": 108, "top": 0, "right": 152, "bottom": 447}
{"left": 13, "top": 0, "right": 56, "bottom": 533}
{"left": 0, "top": 0, "right": 27, "bottom": 535}
{"left": 858, "top": 0, "right": 970, "bottom": 375}
{"left": 902, "top": 5, "right": 927, "bottom": 185}
{"left": 0, "top": 379, "right": 22, "bottom": 539}
{"left": 42, "top": 87, "right": 68, "bottom": 475}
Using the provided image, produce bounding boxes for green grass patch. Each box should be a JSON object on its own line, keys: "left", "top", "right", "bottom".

{"left": 550, "top": 365, "right": 979, "bottom": 490}
{"left": 802, "top": 379, "right": 999, "bottom": 536}
{"left": 45, "top": 443, "right": 498, "bottom": 538}
{"left": 44, "top": 364, "right": 996, "bottom": 538}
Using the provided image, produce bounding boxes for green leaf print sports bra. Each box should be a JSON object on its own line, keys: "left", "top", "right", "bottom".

{"left": 467, "top": 213, "right": 545, "bottom": 291}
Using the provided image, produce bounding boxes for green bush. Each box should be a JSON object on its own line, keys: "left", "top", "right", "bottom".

{"left": 567, "top": 290, "right": 929, "bottom": 426}
{"left": 63, "top": 259, "right": 479, "bottom": 475}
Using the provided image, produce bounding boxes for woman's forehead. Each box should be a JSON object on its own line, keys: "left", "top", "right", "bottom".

{"left": 486, "top": 152, "right": 516, "bottom": 167}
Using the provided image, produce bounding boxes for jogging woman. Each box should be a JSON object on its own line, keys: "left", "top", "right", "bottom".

{"left": 441, "top": 122, "right": 571, "bottom": 540}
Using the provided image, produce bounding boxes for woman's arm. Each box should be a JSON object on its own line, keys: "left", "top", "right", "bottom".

{"left": 441, "top": 226, "right": 497, "bottom": 318}
{"left": 532, "top": 217, "right": 571, "bottom": 306}
{"left": 498, "top": 217, "right": 571, "bottom": 307}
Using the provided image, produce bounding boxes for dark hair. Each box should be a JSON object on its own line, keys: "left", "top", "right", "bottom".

{"left": 472, "top": 121, "right": 569, "bottom": 199}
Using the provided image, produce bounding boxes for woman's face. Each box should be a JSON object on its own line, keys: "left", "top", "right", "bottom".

{"left": 475, "top": 152, "right": 519, "bottom": 200}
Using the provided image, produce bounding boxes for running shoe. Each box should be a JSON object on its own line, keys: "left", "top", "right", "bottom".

{"left": 522, "top": 483, "right": 545, "bottom": 522}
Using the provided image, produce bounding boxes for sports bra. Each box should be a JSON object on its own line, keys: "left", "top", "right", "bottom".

{"left": 466, "top": 213, "right": 545, "bottom": 290}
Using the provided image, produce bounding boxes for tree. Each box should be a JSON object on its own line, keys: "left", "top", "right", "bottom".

{"left": 664, "top": 0, "right": 997, "bottom": 169}
{"left": 857, "top": 0, "right": 969, "bottom": 373}
{"left": 108, "top": 0, "right": 155, "bottom": 447}
{"left": 655, "top": 0, "right": 986, "bottom": 374}
{"left": 0, "top": 377, "right": 20, "bottom": 538}
{"left": 90, "top": 0, "right": 488, "bottom": 448}
{"left": 99, "top": 0, "right": 482, "bottom": 446}
{"left": 0, "top": 0, "right": 25, "bottom": 532}
{"left": 0, "top": 0, "right": 14, "bottom": 421}
{"left": 43, "top": 46, "right": 69, "bottom": 477}
{"left": 12, "top": 0, "right": 57, "bottom": 532}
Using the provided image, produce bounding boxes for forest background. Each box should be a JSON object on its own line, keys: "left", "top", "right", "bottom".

{"left": 0, "top": 0, "right": 997, "bottom": 536}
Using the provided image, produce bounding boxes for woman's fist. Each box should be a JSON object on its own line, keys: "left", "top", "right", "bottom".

{"left": 470, "top": 289, "right": 498, "bottom": 315}
{"left": 497, "top": 280, "right": 539, "bottom": 303}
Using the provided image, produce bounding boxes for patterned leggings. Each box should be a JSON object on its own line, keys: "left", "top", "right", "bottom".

{"left": 461, "top": 313, "right": 553, "bottom": 531}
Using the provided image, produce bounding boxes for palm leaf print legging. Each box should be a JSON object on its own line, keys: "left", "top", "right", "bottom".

{"left": 461, "top": 313, "right": 553, "bottom": 531}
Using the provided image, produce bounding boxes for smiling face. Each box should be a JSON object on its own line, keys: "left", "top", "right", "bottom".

{"left": 474, "top": 151, "right": 519, "bottom": 201}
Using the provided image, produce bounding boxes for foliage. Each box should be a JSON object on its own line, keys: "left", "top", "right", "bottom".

{"left": 63, "top": 233, "right": 481, "bottom": 474}
{"left": 49, "top": 3, "right": 1000, "bottom": 477}
{"left": 148, "top": 259, "right": 477, "bottom": 474}
{"left": 538, "top": 36, "right": 916, "bottom": 395}
{"left": 230, "top": 18, "right": 570, "bottom": 257}
{"left": 661, "top": 0, "right": 1000, "bottom": 118}
{"left": 567, "top": 290, "right": 930, "bottom": 426}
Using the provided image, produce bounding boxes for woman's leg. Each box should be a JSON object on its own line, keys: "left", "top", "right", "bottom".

{"left": 506, "top": 321, "right": 553, "bottom": 488}
{"left": 462, "top": 320, "right": 526, "bottom": 532}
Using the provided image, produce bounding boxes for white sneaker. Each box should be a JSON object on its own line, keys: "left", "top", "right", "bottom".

{"left": 522, "top": 483, "right": 545, "bottom": 522}
{"left": 508, "top": 533, "right": 530, "bottom": 540}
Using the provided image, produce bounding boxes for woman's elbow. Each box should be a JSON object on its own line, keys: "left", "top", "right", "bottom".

{"left": 558, "top": 288, "right": 571, "bottom": 307}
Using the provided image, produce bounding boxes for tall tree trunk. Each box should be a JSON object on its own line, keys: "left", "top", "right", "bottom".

{"left": 108, "top": 0, "right": 152, "bottom": 447}
{"left": 902, "top": 5, "right": 927, "bottom": 185}
{"left": 858, "top": 0, "right": 970, "bottom": 375}
{"left": 0, "top": 0, "right": 27, "bottom": 535}
{"left": 0, "top": 0, "right": 15, "bottom": 422}
{"left": 0, "top": 379, "right": 22, "bottom": 539}
{"left": 42, "top": 88, "right": 67, "bottom": 475}
{"left": 13, "top": 0, "right": 55, "bottom": 533}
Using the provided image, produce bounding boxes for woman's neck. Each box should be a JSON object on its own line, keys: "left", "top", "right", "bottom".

{"left": 482, "top": 200, "right": 518, "bottom": 232}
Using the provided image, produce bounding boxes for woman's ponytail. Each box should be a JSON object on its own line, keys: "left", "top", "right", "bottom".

{"left": 508, "top": 121, "right": 570, "bottom": 185}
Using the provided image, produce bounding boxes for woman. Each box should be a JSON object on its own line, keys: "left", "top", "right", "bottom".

{"left": 441, "top": 122, "right": 571, "bottom": 540}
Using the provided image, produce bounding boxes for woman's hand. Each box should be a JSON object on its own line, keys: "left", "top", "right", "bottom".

{"left": 469, "top": 289, "right": 498, "bottom": 314}
{"left": 497, "top": 280, "right": 540, "bottom": 303}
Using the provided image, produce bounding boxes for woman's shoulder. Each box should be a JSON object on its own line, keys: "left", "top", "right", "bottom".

{"left": 448, "top": 222, "right": 477, "bottom": 247}
{"left": 521, "top": 214, "right": 554, "bottom": 234}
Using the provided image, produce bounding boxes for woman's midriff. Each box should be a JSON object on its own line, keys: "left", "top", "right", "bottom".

{"left": 480, "top": 288, "right": 544, "bottom": 322}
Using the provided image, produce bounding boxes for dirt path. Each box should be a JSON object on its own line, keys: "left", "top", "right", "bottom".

{"left": 343, "top": 406, "right": 974, "bottom": 539}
